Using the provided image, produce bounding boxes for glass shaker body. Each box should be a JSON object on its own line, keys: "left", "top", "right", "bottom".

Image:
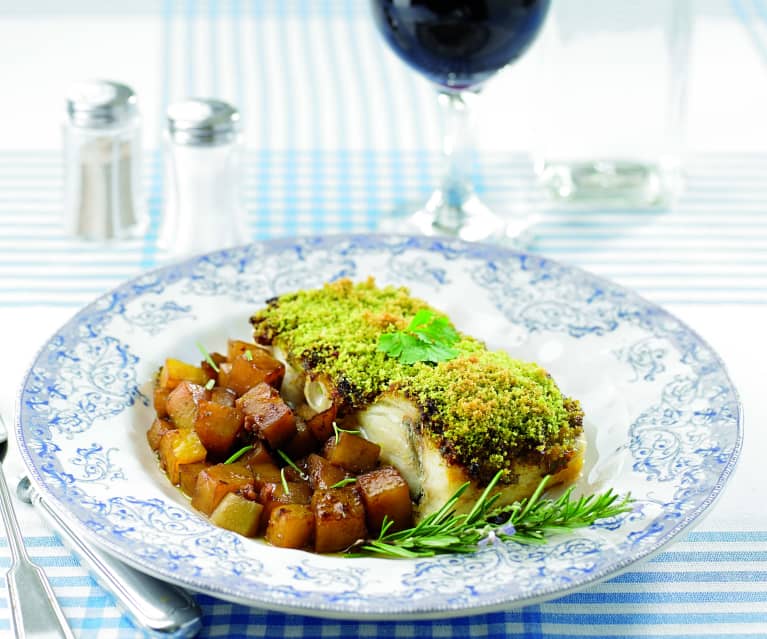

{"left": 63, "top": 81, "right": 146, "bottom": 240}
{"left": 159, "top": 99, "right": 248, "bottom": 258}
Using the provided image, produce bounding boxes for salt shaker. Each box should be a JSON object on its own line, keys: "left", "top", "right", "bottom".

{"left": 159, "top": 98, "right": 248, "bottom": 257}
{"left": 63, "top": 80, "right": 146, "bottom": 240}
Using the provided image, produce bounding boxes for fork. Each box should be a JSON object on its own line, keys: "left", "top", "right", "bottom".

{"left": 0, "top": 412, "right": 75, "bottom": 638}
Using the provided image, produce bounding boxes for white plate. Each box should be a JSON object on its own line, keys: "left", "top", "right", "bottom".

{"left": 16, "top": 234, "right": 742, "bottom": 619}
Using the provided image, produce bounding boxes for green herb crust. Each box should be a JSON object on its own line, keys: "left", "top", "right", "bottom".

{"left": 250, "top": 278, "right": 583, "bottom": 484}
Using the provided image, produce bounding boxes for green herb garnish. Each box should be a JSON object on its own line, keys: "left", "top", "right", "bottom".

{"left": 377, "top": 309, "right": 460, "bottom": 365}
{"left": 332, "top": 421, "right": 361, "bottom": 444}
{"left": 204, "top": 378, "right": 215, "bottom": 391}
{"left": 276, "top": 449, "right": 308, "bottom": 481}
{"left": 353, "top": 473, "right": 633, "bottom": 558}
{"left": 280, "top": 467, "right": 290, "bottom": 495}
{"left": 329, "top": 477, "right": 357, "bottom": 489}
{"left": 224, "top": 445, "right": 252, "bottom": 464}
{"left": 196, "top": 341, "right": 220, "bottom": 373}
{"left": 244, "top": 349, "right": 253, "bottom": 361}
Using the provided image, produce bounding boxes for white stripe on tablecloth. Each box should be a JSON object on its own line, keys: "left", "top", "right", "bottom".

{"left": 0, "top": 150, "right": 764, "bottom": 307}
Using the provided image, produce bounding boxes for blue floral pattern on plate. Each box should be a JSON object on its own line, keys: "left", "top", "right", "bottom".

{"left": 15, "top": 234, "right": 742, "bottom": 619}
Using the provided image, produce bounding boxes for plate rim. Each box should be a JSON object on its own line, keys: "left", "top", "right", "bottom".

{"left": 14, "top": 232, "right": 745, "bottom": 618}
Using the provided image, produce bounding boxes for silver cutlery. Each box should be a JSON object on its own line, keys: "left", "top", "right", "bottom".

{"left": 16, "top": 477, "right": 203, "bottom": 638}
{"left": 0, "top": 412, "right": 75, "bottom": 638}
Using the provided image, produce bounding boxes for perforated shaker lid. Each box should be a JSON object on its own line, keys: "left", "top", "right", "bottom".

{"left": 166, "top": 98, "right": 240, "bottom": 146}
{"left": 66, "top": 80, "right": 137, "bottom": 128}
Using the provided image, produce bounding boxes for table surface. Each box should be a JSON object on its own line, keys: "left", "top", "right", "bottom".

{"left": 1, "top": 1, "right": 766, "bottom": 637}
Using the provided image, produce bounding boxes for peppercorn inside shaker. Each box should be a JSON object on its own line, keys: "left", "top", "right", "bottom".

{"left": 63, "top": 80, "right": 146, "bottom": 241}
{"left": 159, "top": 98, "right": 249, "bottom": 257}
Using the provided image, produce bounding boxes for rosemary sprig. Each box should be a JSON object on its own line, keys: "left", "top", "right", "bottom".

{"left": 353, "top": 473, "right": 633, "bottom": 558}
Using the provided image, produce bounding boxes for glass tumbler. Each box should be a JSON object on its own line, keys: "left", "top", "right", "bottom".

{"left": 534, "top": 0, "right": 692, "bottom": 208}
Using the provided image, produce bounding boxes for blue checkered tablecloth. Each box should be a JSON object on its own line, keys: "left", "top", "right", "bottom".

{"left": 1, "top": 1, "right": 766, "bottom": 637}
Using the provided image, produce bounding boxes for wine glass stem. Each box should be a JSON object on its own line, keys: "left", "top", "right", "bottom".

{"left": 432, "top": 90, "right": 477, "bottom": 230}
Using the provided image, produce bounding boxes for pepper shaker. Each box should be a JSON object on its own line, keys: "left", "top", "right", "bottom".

{"left": 63, "top": 80, "right": 146, "bottom": 240}
{"left": 159, "top": 98, "right": 249, "bottom": 257}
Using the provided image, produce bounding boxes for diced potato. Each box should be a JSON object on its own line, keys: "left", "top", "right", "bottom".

{"left": 311, "top": 487, "right": 368, "bottom": 553}
{"left": 236, "top": 383, "right": 296, "bottom": 448}
{"left": 305, "top": 404, "right": 337, "bottom": 442}
{"left": 239, "top": 441, "right": 275, "bottom": 469}
{"left": 259, "top": 481, "right": 313, "bottom": 526}
{"left": 265, "top": 504, "right": 314, "bottom": 549}
{"left": 159, "top": 430, "right": 207, "bottom": 485}
{"left": 194, "top": 400, "right": 244, "bottom": 456}
{"left": 322, "top": 431, "right": 380, "bottom": 473}
{"left": 220, "top": 351, "right": 285, "bottom": 396}
{"left": 166, "top": 381, "right": 210, "bottom": 431}
{"left": 153, "top": 385, "right": 170, "bottom": 418}
{"left": 158, "top": 358, "right": 209, "bottom": 390}
{"left": 210, "top": 492, "right": 263, "bottom": 537}
{"left": 306, "top": 453, "right": 348, "bottom": 490}
{"left": 146, "top": 417, "right": 175, "bottom": 451}
{"left": 357, "top": 466, "right": 413, "bottom": 534}
{"left": 249, "top": 462, "right": 283, "bottom": 489}
{"left": 178, "top": 461, "right": 212, "bottom": 497}
{"left": 210, "top": 386, "right": 236, "bottom": 407}
{"left": 201, "top": 352, "right": 227, "bottom": 382}
{"left": 191, "top": 462, "right": 253, "bottom": 516}
{"left": 226, "top": 339, "right": 261, "bottom": 362}
{"left": 283, "top": 419, "right": 319, "bottom": 459}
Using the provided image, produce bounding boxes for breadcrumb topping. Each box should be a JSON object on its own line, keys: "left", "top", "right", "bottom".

{"left": 250, "top": 278, "right": 583, "bottom": 484}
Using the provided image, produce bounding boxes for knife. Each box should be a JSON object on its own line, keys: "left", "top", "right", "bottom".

{"left": 16, "top": 476, "right": 203, "bottom": 638}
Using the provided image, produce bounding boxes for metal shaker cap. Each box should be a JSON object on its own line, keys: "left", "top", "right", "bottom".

{"left": 166, "top": 98, "right": 240, "bottom": 146}
{"left": 67, "top": 80, "right": 137, "bottom": 128}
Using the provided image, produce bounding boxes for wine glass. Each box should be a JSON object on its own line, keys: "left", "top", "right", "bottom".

{"left": 370, "top": 0, "right": 551, "bottom": 242}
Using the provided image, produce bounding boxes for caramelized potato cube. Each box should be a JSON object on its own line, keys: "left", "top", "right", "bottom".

{"left": 158, "top": 358, "right": 209, "bottom": 390}
{"left": 357, "top": 466, "right": 413, "bottom": 534}
{"left": 311, "top": 487, "right": 368, "bottom": 553}
{"left": 238, "top": 441, "right": 275, "bottom": 469}
{"left": 265, "top": 504, "right": 315, "bottom": 549}
{"left": 201, "top": 352, "right": 227, "bottom": 382}
{"left": 236, "top": 383, "right": 296, "bottom": 448}
{"left": 191, "top": 462, "right": 253, "bottom": 516}
{"left": 306, "top": 453, "right": 348, "bottom": 490}
{"left": 248, "top": 462, "right": 283, "bottom": 489}
{"left": 259, "top": 481, "right": 313, "bottom": 524}
{"left": 166, "top": 381, "right": 210, "bottom": 431}
{"left": 210, "top": 492, "right": 263, "bottom": 537}
{"left": 159, "top": 430, "right": 207, "bottom": 484}
{"left": 146, "top": 417, "right": 175, "bottom": 451}
{"left": 153, "top": 385, "right": 171, "bottom": 418}
{"left": 305, "top": 404, "right": 338, "bottom": 442}
{"left": 179, "top": 461, "right": 212, "bottom": 497}
{"left": 323, "top": 431, "right": 380, "bottom": 473}
{"left": 283, "top": 419, "right": 319, "bottom": 459}
{"left": 226, "top": 339, "right": 261, "bottom": 362}
{"left": 210, "top": 386, "right": 237, "bottom": 407}
{"left": 216, "top": 362, "right": 233, "bottom": 390}
{"left": 221, "top": 351, "right": 285, "bottom": 396}
{"left": 194, "top": 400, "right": 244, "bottom": 456}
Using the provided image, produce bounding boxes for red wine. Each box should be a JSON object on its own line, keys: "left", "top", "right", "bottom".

{"left": 371, "top": 0, "right": 550, "bottom": 90}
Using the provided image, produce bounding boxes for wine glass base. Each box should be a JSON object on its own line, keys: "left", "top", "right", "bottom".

{"left": 378, "top": 193, "right": 535, "bottom": 246}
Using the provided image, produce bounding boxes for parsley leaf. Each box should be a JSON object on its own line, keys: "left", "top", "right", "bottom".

{"left": 377, "top": 309, "right": 460, "bottom": 364}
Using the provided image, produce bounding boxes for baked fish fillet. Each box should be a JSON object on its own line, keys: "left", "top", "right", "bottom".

{"left": 251, "top": 278, "right": 585, "bottom": 520}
